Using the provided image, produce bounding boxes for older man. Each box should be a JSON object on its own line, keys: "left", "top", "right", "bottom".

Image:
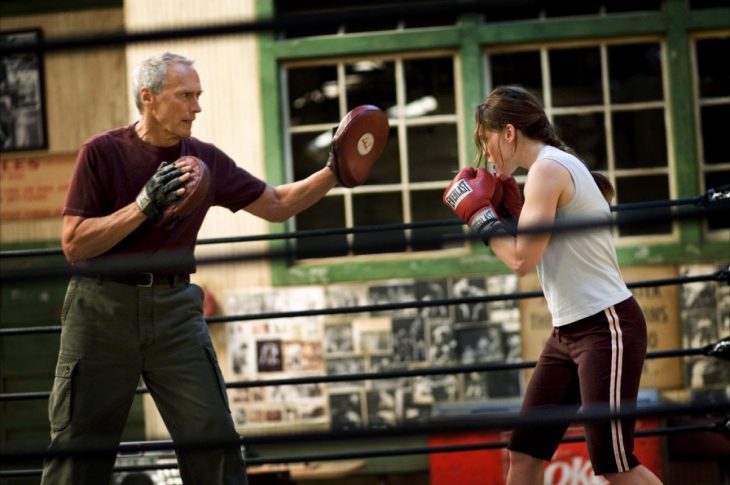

{"left": 41, "top": 52, "right": 338, "bottom": 485}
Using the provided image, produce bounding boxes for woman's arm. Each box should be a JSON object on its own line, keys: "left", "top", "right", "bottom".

{"left": 489, "top": 158, "right": 572, "bottom": 276}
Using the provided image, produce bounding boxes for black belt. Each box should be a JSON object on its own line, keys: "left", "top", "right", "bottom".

{"left": 100, "top": 273, "right": 190, "bottom": 287}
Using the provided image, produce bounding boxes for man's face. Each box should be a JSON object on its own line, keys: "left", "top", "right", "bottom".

{"left": 148, "top": 63, "right": 202, "bottom": 141}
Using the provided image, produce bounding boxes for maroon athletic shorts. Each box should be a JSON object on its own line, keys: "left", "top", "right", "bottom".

{"left": 508, "top": 296, "right": 648, "bottom": 476}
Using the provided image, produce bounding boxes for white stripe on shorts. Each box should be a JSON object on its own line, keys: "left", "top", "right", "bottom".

{"left": 605, "top": 305, "right": 630, "bottom": 473}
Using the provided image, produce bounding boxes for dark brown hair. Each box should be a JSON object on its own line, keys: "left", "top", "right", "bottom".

{"left": 590, "top": 171, "right": 615, "bottom": 203}
{"left": 474, "top": 85, "right": 613, "bottom": 199}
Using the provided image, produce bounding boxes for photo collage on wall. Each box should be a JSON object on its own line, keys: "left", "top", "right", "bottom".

{"left": 224, "top": 275, "right": 522, "bottom": 435}
{"left": 679, "top": 264, "right": 730, "bottom": 401}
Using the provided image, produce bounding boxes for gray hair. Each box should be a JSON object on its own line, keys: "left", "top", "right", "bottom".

{"left": 132, "top": 52, "right": 194, "bottom": 113}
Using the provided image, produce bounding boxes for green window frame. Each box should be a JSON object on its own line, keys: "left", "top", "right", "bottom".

{"left": 484, "top": 38, "right": 676, "bottom": 242}
{"left": 691, "top": 31, "right": 730, "bottom": 238}
{"left": 282, "top": 52, "right": 465, "bottom": 260}
{"left": 256, "top": 0, "right": 730, "bottom": 286}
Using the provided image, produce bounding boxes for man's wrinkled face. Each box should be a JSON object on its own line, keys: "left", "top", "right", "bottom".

{"left": 148, "top": 63, "right": 202, "bottom": 141}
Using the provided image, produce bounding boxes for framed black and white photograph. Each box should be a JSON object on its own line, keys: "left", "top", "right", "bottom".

{"left": 427, "top": 319, "right": 457, "bottom": 364}
{"left": 353, "top": 317, "right": 393, "bottom": 356}
{"left": 391, "top": 316, "right": 427, "bottom": 363}
{"left": 256, "top": 339, "right": 283, "bottom": 372}
{"left": 325, "top": 356, "right": 365, "bottom": 376}
{"left": 415, "top": 279, "right": 450, "bottom": 318}
{"left": 367, "top": 280, "right": 417, "bottom": 317}
{"left": 324, "top": 321, "right": 355, "bottom": 355}
{"left": 451, "top": 276, "right": 488, "bottom": 323}
{"left": 1, "top": 29, "right": 47, "bottom": 151}
{"left": 463, "top": 371, "right": 489, "bottom": 400}
{"left": 455, "top": 323, "right": 490, "bottom": 364}
{"left": 366, "top": 388, "right": 398, "bottom": 428}
{"left": 329, "top": 390, "right": 365, "bottom": 430}
{"left": 427, "top": 374, "right": 461, "bottom": 403}
{"left": 401, "top": 389, "right": 431, "bottom": 423}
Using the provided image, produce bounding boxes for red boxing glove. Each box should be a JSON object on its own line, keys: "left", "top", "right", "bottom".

{"left": 443, "top": 167, "right": 507, "bottom": 242}
{"left": 497, "top": 175, "right": 523, "bottom": 221}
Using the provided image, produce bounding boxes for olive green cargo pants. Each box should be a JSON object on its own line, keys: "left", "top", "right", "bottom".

{"left": 41, "top": 275, "right": 247, "bottom": 485}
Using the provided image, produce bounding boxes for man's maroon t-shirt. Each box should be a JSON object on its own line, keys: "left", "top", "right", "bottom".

{"left": 63, "top": 123, "right": 267, "bottom": 274}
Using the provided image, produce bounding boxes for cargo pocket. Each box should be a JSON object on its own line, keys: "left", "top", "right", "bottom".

{"left": 203, "top": 345, "right": 231, "bottom": 413}
{"left": 48, "top": 354, "right": 79, "bottom": 432}
{"left": 60, "top": 279, "right": 79, "bottom": 325}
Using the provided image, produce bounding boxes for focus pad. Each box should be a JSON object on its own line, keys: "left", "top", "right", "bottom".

{"left": 332, "top": 105, "right": 389, "bottom": 187}
{"left": 161, "top": 156, "right": 211, "bottom": 222}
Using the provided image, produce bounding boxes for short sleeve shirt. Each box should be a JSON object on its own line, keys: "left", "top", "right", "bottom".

{"left": 63, "top": 123, "right": 267, "bottom": 273}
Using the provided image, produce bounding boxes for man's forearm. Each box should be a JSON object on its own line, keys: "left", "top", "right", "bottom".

{"left": 62, "top": 203, "right": 147, "bottom": 263}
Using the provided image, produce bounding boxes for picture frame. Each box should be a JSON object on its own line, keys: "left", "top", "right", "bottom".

{"left": 0, "top": 29, "right": 47, "bottom": 152}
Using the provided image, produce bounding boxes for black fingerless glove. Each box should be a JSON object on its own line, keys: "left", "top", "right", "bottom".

{"left": 135, "top": 162, "right": 183, "bottom": 223}
{"left": 468, "top": 211, "right": 512, "bottom": 246}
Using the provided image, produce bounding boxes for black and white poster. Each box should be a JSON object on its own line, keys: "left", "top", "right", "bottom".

{"left": 452, "top": 276, "right": 488, "bottom": 323}
{"left": 1, "top": 30, "right": 46, "bottom": 151}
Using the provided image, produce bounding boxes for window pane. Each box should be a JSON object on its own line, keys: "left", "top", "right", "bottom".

{"left": 291, "top": 131, "right": 330, "bottom": 181}
{"left": 697, "top": 38, "right": 730, "bottom": 98}
{"left": 352, "top": 192, "right": 405, "bottom": 255}
{"left": 404, "top": 57, "right": 455, "bottom": 115}
{"left": 488, "top": 51, "right": 542, "bottom": 102}
{"left": 553, "top": 113, "right": 607, "bottom": 170}
{"left": 615, "top": 175, "right": 672, "bottom": 236}
{"left": 411, "top": 189, "right": 463, "bottom": 251}
{"left": 549, "top": 47, "right": 602, "bottom": 106}
{"left": 701, "top": 104, "right": 730, "bottom": 165}
{"left": 345, "top": 61, "right": 396, "bottom": 112}
{"left": 705, "top": 171, "right": 730, "bottom": 230}
{"left": 293, "top": 196, "right": 348, "bottom": 258}
{"left": 612, "top": 109, "right": 667, "bottom": 169}
{"left": 608, "top": 43, "right": 663, "bottom": 103}
{"left": 407, "top": 124, "right": 459, "bottom": 183}
{"left": 368, "top": 128, "right": 401, "bottom": 185}
{"left": 287, "top": 66, "right": 340, "bottom": 126}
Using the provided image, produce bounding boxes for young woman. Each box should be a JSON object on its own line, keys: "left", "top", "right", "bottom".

{"left": 443, "top": 85, "right": 662, "bottom": 485}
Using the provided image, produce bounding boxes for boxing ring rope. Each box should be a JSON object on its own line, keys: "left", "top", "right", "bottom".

{"left": 2, "top": 400, "right": 728, "bottom": 477}
{"left": 2, "top": 423, "right": 726, "bottom": 478}
{"left": 1, "top": 262, "right": 727, "bottom": 475}
{"left": 1, "top": 6, "right": 729, "bottom": 479}
{"left": 0, "top": 186, "right": 726, "bottom": 260}
{"left": 1, "top": 189, "right": 728, "bottom": 469}
{"left": 0, "top": 338, "right": 726, "bottom": 404}
{"left": 1, "top": 266, "right": 726, "bottom": 338}
{"left": 0, "top": 195, "right": 727, "bottom": 477}
{"left": 0, "top": 192, "right": 726, "bottom": 288}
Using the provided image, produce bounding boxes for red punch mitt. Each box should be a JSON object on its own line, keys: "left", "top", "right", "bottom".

{"left": 328, "top": 105, "right": 389, "bottom": 187}
{"left": 161, "top": 156, "right": 211, "bottom": 222}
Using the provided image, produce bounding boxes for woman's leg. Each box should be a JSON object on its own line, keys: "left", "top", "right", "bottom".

{"left": 506, "top": 450, "right": 545, "bottom": 485}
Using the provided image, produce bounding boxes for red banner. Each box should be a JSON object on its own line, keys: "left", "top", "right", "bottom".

{"left": 0, "top": 154, "right": 75, "bottom": 220}
{"left": 429, "top": 418, "right": 662, "bottom": 484}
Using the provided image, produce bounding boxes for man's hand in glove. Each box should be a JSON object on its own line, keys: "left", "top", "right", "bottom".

{"left": 135, "top": 161, "right": 189, "bottom": 223}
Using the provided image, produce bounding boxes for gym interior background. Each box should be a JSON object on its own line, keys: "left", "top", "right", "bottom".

{"left": 1, "top": 0, "right": 729, "bottom": 484}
